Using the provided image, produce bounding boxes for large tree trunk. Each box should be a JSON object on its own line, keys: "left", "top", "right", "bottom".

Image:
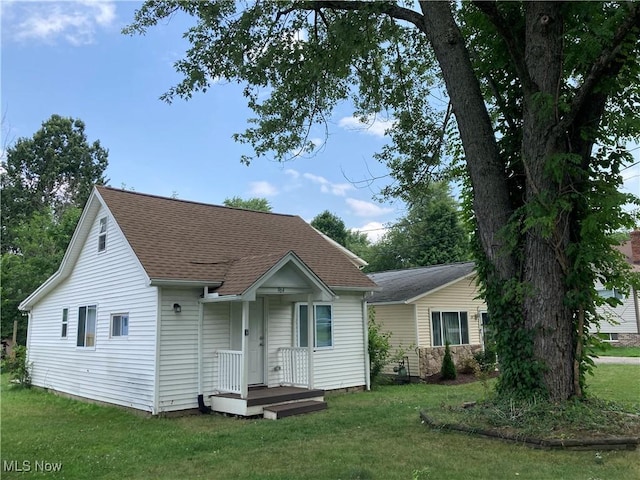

{"left": 521, "top": 2, "right": 576, "bottom": 401}
{"left": 421, "top": 1, "right": 578, "bottom": 401}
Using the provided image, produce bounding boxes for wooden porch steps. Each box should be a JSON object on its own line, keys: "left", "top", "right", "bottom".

{"left": 263, "top": 400, "right": 327, "bottom": 420}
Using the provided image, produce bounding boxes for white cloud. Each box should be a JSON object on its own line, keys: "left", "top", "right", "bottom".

{"left": 303, "top": 172, "right": 354, "bottom": 196}
{"left": 5, "top": 0, "right": 116, "bottom": 46}
{"left": 352, "top": 222, "right": 388, "bottom": 244}
{"left": 338, "top": 116, "right": 395, "bottom": 138}
{"left": 249, "top": 181, "right": 278, "bottom": 197}
{"left": 284, "top": 169, "right": 300, "bottom": 179}
{"left": 346, "top": 198, "right": 394, "bottom": 217}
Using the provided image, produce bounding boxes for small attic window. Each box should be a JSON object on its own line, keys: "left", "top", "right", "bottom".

{"left": 98, "top": 217, "right": 107, "bottom": 252}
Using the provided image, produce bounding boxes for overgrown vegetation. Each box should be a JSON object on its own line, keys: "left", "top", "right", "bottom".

{"left": 367, "top": 308, "right": 391, "bottom": 386}
{"left": 2, "top": 345, "right": 32, "bottom": 387}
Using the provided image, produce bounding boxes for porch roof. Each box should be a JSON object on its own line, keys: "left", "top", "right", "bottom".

{"left": 96, "top": 186, "right": 377, "bottom": 292}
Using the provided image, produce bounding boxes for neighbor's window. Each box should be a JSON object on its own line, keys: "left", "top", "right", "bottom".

{"left": 597, "top": 288, "right": 624, "bottom": 301}
{"left": 111, "top": 313, "right": 129, "bottom": 337}
{"left": 598, "top": 332, "right": 619, "bottom": 342}
{"left": 77, "top": 305, "right": 97, "bottom": 347}
{"left": 431, "top": 311, "right": 469, "bottom": 346}
{"left": 61, "top": 308, "right": 69, "bottom": 338}
{"left": 98, "top": 217, "right": 107, "bottom": 252}
{"left": 297, "top": 304, "right": 333, "bottom": 348}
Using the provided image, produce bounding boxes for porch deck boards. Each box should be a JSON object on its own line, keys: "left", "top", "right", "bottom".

{"left": 212, "top": 386, "right": 325, "bottom": 407}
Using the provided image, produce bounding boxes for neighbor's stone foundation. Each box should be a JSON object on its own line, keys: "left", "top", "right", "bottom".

{"left": 418, "top": 344, "right": 483, "bottom": 378}
{"left": 617, "top": 333, "right": 640, "bottom": 347}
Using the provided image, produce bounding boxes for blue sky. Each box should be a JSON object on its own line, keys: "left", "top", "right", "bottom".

{"left": 2, "top": 1, "right": 639, "bottom": 242}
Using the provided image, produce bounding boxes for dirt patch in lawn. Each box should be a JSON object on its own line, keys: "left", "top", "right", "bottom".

{"left": 423, "top": 371, "right": 499, "bottom": 386}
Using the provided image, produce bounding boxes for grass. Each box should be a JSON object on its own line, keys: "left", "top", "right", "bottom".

{"left": 1, "top": 365, "right": 639, "bottom": 480}
{"left": 592, "top": 345, "right": 640, "bottom": 357}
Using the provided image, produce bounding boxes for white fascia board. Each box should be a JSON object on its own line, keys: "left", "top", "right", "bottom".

{"left": 404, "top": 271, "right": 478, "bottom": 304}
{"left": 19, "top": 188, "right": 103, "bottom": 310}
{"left": 242, "top": 251, "right": 336, "bottom": 301}
{"left": 312, "top": 227, "right": 369, "bottom": 269}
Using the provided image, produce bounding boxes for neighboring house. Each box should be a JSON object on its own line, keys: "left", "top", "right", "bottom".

{"left": 19, "top": 186, "right": 377, "bottom": 417}
{"left": 592, "top": 230, "right": 640, "bottom": 346}
{"left": 367, "top": 262, "right": 487, "bottom": 379}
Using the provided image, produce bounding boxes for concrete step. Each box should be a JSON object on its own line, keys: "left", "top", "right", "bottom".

{"left": 263, "top": 400, "right": 327, "bottom": 420}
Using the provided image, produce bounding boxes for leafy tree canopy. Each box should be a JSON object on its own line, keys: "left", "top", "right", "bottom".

{"left": 311, "top": 210, "right": 348, "bottom": 246}
{"left": 1, "top": 114, "right": 108, "bottom": 343}
{"left": 126, "top": 2, "right": 640, "bottom": 402}
{"left": 1, "top": 114, "right": 108, "bottom": 254}
{"left": 223, "top": 196, "right": 272, "bottom": 212}
{"left": 366, "top": 182, "right": 470, "bottom": 272}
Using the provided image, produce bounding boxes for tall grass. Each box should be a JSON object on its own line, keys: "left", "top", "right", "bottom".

{"left": 1, "top": 365, "right": 639, "bottom": 480}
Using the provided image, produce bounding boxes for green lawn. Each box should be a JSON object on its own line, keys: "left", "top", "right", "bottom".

{"left": 1, "top": 365, "right": 639, "bottom": 480}
{"left": 593, "top": 345, "right": 640, "bottom": 357}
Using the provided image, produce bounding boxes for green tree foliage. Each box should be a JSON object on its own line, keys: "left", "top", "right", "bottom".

{"left": 1, "top": 114, "right": 108, "bottom": 254}
{"left": 223, "top": 196, "right": 272, "bottom": 212}
{"left": 344, "top": 229, "right": 372, "bottom": 264}
{"left": 1, "top": 115, "right": 107, "bottom": 343}
{"left": 441, "top": 342, "right": 457, "bottom": 381}
{"left": 311, "top": 210, "right": 348, "bottom": 246}
{"left": 366, "top": 182, "right": 470, "bottom": 272}
{"left": 125, "top": 2, "right": 640, "bottom": 402}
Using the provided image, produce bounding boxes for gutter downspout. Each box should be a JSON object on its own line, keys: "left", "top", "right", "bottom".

{"left": 634, "top": 287, "right": 640, "bottom": 336}
{"left": 197, "top": 301, "right": 211, "bottom": 413}
{"left": 362, "top": 298, "right": 371, "bottom": 391}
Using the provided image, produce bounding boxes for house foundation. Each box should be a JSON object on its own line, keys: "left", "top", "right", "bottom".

{"left": 418, "top": 344, "right": 483, "bottom": 378}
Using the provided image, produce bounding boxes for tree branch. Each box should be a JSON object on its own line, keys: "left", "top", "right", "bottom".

{"left": 560, "top": 2, "right": 640, "bottom": 132}
{"left": 472, "top": 0, "right": 533, "bottom": 94}
{"left": 277, "top": 1, "right": 427, "bottom": 32}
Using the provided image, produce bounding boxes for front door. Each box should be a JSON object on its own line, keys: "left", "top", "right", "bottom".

{"left": 248, "top": 298, "right": 265, "bottom": 385}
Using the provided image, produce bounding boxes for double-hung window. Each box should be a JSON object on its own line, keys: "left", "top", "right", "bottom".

{"left": 431, "top": 311, "right": 469, "bottom": 346}
{"left": 111, "top": 313, "right": 129, "bottom": 337}
{"left": 98, "top": 217, "right": 107, "bottom": 252}
{"left": 61, "top": 308, "right": 69, "bottom": 338}
{"left": 77, "top": 305, "right": 97, "bottom": 347}
{"left": 297, "top": 304, "right": 333, "bottom": 349}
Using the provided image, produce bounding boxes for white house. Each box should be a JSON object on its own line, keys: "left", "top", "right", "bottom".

{"left": 592, "top": 231, "right": 640, "bottom": 346}
{"left": 20, "top": 186, "right": 378, "bottom": 418}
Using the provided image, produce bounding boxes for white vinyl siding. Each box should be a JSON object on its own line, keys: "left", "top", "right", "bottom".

{"left": 592, "top": 281, "right": 639, "bottom": 335}
{"left": 312, "top": 292, "right": 367, "bottom": 390}
{"left": 26, "top": 204, "right": 157, "bottom": 412}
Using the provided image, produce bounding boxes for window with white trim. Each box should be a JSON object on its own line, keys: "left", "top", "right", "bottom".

{"left": 297, "top": 304, "right": 333, "bottom": 349}
{"left": 111, "top": 313, "right": 129, "bottom": 337}
{"left": 431, "top": 311, "right": 469, "bottom": 346}
{"left": 61, "top": 308, "right": 69, "bottom": 338}
{"left": 98, "top": 217, "right": 107, "bottom": 252}
{"left": 77, "top": 305, "right": 97, "bottom": 347}
{"left": 597, "top": 288, "right": 624, "bottom": 301}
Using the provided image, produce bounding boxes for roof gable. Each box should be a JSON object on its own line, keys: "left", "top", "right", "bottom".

{"left": 367, "top": 262, "right": 476, "bottom": 304}
{"left": 96, "top": 186, "right": 376, "bottom": 291}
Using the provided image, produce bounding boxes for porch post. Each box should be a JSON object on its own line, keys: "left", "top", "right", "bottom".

{"left": 241, "top": 300, "right": 249, "bottom": 399}
{"left": 307, "top": 294, "right": 315, "bottom": 389}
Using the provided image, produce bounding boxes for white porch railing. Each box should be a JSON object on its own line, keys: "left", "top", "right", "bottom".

{"left": 278, "top": 347, "right": 309, "bottom": 387}
{"left": 215, "top": 350, "right": 242, "bottom": 394}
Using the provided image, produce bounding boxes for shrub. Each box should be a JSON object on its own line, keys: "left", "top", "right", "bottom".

{"left": 368, "top": 308, "right": 391, "bottom": 385}
{"left": 473, "top": 346, "right": 497, "bottom": 373}
{"left": 458, "top": 355, "right": 479, "bottom": 375}
{"left": 3, "top": 345, "right": 32, "bottom": 387}
{"left": 441, "top": 342, "right": 457, "bottom": 380}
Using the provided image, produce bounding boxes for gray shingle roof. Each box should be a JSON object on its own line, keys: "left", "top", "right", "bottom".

{"left": 367, "top": 262, "right": 476, "bottom": 304}
{"left": 97, "top": 186, "right": 377, "bottom": 293}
